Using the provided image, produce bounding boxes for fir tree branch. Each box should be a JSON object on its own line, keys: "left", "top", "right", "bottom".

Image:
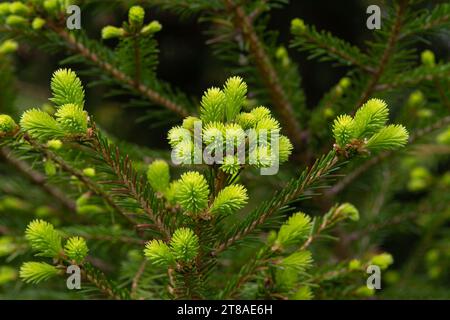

{"left": 131, "top": 260, "right": 147, "bottom": 298}
{"left": 291, "top": 25, "right": 375, "bottom": 73}
{"left": 49, "top": 25, "right": 189, "bottom": 118}
{"left": 82, "top": 263, "right": 130, "bottom": 300}
{"left": 0, "top": 147, "right": 77, "bottom": 213}
{"left": 375, "top": 63, "right": 450, "bottom": 91}
{"left": 326, "top": 115, "right": 450, "bottom": 196}
{"left": 90, "top": 127, "right": 172, "bottom": 240}
{"left": 214, "top": 151, "right": 339, "bottom": 254}
{"left": 22, "top": 135, "right": 138, "bottom": 227}
{"left": 354, "top": 0, "right": 408, "bottom": 111}
{"left": 223, "top": 0, "right": 304, "bottom": 149}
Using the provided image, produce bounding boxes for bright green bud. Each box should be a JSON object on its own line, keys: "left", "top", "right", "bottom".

{"left": 55, "top": 104, "right": 88, "bottom": 135}
{"left": 0, "top": 266, "right": 17, "bottom": 285}
{"left": 182, "top": 116, "right": 200, "bottom": 130}
{"left": 144, "top": 240, "right": 174, "bottom": 266}
{"left": 10, "top": 2, "right": 30, "bottom": 15}
{"left": 20, "top": 108, "right": 64, "bottom": 140}
{"left": 250, "top": 106, "right": 271, "bottom": 122}
{"left": 165, "top": 180, "right": 182, "bottom": 204}
{"left": 82, "top": 167, "right": 96, "bottom": 177}
{"left": 220, "top": 155, "right": 240, "bottom": 175}
{"left": 348, "top": 259, "right": 362, "bottom": 271}
{"left": 47, "top": 139, "right": 62, "bottom": 150}
{"left": 32, "top": 17, "right": 46, "bottom": 30}
{"left": 202, "top": 122, "right": 224, "bottom": 146}
{"left": 223, "top": 76, "right": 247, "bottom": 121}
{"left": 366, "top": 124, "right": 409, "bottom": 153}
{"left": 44, "top": 160, "right": 57, "bottom": 176}
{"left": 147, "top": 160, "right": 170, "bottom": 193}
{"left": 355, "top": 286, "right": 374, "bottom": 297}
{"left": 338, "top": 77, "right": 351, "bottom": 90}
{"left": 275, "top": 212, "right": 312, "bottom": 248}
{"left": 250, "top": 145, "right": 275, "bottom": 168}
{"left": 278, "top": 135, "right": 293, "bottom": 163}
{"left": 50, "top": 68, "right": 85, "bottom": 107}
{"left": 291, "top": 286, "right": 313, "bottom": 300}
{"left": 370, "top": 253, "right": 393, "bottom": 270}
{"left": 25, "top": 219, "right": 62, "bottom": 258}
{"left": 337, "top": 203, "right": 359, "bottom": 221}
{"left": 0, "top": 237, "right": 15, "bottom": 257}
{"left": 141, "top": 21, "right": 162, "bottom": 35}
{"left": 129, "top": 5, "right": 145, "bottom": 27}
{"left": 6, "top": 15, "right": 28, "bottom": 26}
{"left": 407, "top": 90, "right": 425, "bottom": 107}
{"left": 101, "top": 26, "right": 125, "bottom": 39}
{"left": 0, "top": 40, "right": 19, "bottom": 55}
{"left": 280, "top": 251, "right": 313, "bottom": 272}
{"left": 210, "top": 184, "right": 248, "bottom": 215}
{"left": 64, "top": 236, "right": 89, "bottom": 264}
{"left": 224, "top": 123, "right": 245, "bottom": 146}
{"left": 436, "top": 127, "right": 450, "bottom": 145}
{"left": 172, "top": 140, "right": 194, "bottom": 164}
{"left": 323, "top": 107, "right": 335, "bottom": 118}
{"left": 43, "top": 0, "right": 58, "bottom": 13}
{"left": 332, "top": 114, "right": 354, "bottom": 147}
{"left": 255, "top": 116, "right": 281, "bottom": 132}
{"left": 407, "top": 166, "right": 432, "bottom": 192}
{"left": 425, "top": 249, "right": 439, "bottom": 264}
{"left": 291, "top": 18, "right": 306, "bottom": 33}
{"left": 353, "top": 98, "right": 389, "bottom": 138}
{"left": 167, "top": 125, "right": 191, "bottom": 147}
{"left": 20, "top": 262, "right": 60, "bottom": 284}
{"left": 421, "top": 50, "right": 435, "bottom": 67}
{"left": 236, "top": 112, "right": 256, "bottom": 129}
{"left": 200, "top": 87, "right": 226, "bottom": 123}
{"left": 175, "top": 171, "right": 209, "bottom": 214}
{"left": 0, "top": 3, "right": 10, "bottom": 16}
{"left": 169, "top": 228, "right": 200, "bottom": 262}
{"left": 0, "top": 114, "right": 17, "bottom": 134}
{"left": 275, "top": 46, "right": 290, "bottom": 67}
{"left": 76, "top": 204, "right": 104, "bottom": 215}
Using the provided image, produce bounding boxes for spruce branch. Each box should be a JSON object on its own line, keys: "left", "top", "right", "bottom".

{"left": 223, "top": 0, "right": 304, "bottom": 149}
{"left": 49, "top": 25, "right": 189, "bottom": 118}
{"left": 214, "top": 151, "right": 340, "bottom": 254}
{"left": 290, "top": 19, "right": 374, "bottom": 73}
{"left": 0, "top": 146, "right": 77, "bottom": 213}
{"left": 326, "top": 115, "right": 450, "bottom": 196}
{"left": 354, "top": 0, "right": 408, "bottom": 111}
{"left": 22, "top": 135, "right": 138, "bottom": 227}
{"left": 90, "top": 127, "right": 172, "bottom": 240}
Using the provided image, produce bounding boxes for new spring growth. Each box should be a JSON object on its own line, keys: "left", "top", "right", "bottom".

{"left": 168, "top": 76, "right": 293, "bottom": 175}
{"left": 0, "top": 39, "right": 18, "bottom": 55}
{"left": 291, "top": 18, "right": 306, "bottom": 34}
{"left": 102, "top": 5, "right": 161, "bottom": 39}
{"left": 20, "top": 220, "right": 89, "bottom": 284}
{"left": 144, "top": 228, "right": 200, "bottom": 267}
{"left": 332, "top": 98, "right": 409, "bottom": 157}
{"left": 20, "top": 68, "right": 88, "bottom": 141}
{"left": 370, "top": 253, "right": 393, "bottom": 270}
{"left": 0, "top": 114, "right": 18, "bottom": 137}
{"left": 146, "top": 158, "right": 249, "bottom": 218}
{"left": 421, "top": 50, "right": 435, "bottom": 67}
